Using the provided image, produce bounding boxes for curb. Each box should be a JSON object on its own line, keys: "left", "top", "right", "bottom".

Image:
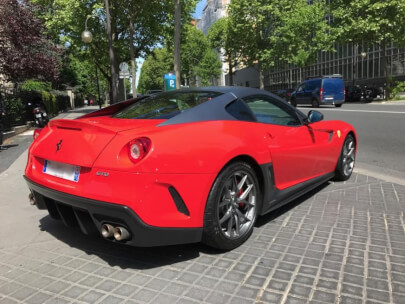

{"left": 3, "top": 125, "right": 31, "bottom": 141}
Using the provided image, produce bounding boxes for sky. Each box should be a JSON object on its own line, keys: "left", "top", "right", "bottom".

{"left": 135, "top": 0, "right": 207, "bottom": 88}
{"left": 193, "top": 0, "right": 207, "bottom": 19}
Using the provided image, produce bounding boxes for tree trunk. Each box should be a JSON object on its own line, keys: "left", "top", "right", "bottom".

{"left": 129, "top": 17, "right": 137, "bottom": 97}
{"left": 228, "top": 57, "right": 233, "bottom": 86}
{"left": 174, "top": 0, "right": 181, "bottom": 89}
{"left": 258, "top": 61, "right": 264, "bottom": 90}
{"left": 105, "top": 0, "right": 118, "bottom": 104}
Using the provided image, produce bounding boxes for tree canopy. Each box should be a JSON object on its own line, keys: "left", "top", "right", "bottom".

{"left": 0, "top": 0, "right": 60, "bottom": 82}
{"left": 138, "top": 48, "right": 173, "bottom": 93}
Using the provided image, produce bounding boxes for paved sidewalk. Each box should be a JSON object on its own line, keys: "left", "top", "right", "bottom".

{"left": 0, "top": 109, "right": 404, "bottom": 303}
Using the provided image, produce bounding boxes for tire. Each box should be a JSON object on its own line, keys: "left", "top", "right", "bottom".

{"left": 290, "top": 98, "right": 297, "bottom": 107}
{"left": 202, "top": 162, "right": 261, "bottom": 250}
{"left": 334, "top": 134, "right": 356, "bottom": 181}
{"left": 312, "top": 98, "right": 319, "bottom": 108}
{"left": 335, "top": 104, "right": 342, "bottom": 108}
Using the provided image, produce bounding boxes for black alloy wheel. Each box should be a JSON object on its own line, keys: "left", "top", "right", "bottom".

{"left": 202, "top": 162, "right": 261, "bottom": 250}
{"left": 334, "top": 134, "right": 356, "bottom": 181}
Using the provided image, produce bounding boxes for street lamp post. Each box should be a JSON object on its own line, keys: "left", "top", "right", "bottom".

{"left": 81, "top": 0, "right": 118, "bottom": 104}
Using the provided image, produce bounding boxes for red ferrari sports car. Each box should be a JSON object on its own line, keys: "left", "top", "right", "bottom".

{"left": 25, "top": 87, "right": 357, "bottom": 250}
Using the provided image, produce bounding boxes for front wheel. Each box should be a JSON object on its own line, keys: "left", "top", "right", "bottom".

{"left": 335, "top": 104, "right": 342, "bottom": 108}
{"left": 202, "top": 162, "right": 261, "bottom": 250}
{"left": 334, "top": 134, "right": 356, "bottom": 181}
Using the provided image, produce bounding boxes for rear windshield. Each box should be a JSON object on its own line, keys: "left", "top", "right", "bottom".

{"left": 113, "top": 91, "right": 222, "bottom": 119}
{"left": 323, "top": 79, "right": 343, "bottom": 91}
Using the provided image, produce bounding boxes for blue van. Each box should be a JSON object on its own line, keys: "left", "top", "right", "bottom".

{"left": 290, "top": 75, "right": 345, "bottom": 107}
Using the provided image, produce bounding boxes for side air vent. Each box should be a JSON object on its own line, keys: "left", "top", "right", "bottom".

{"left": 168, "top": 186, "right": 190, "bottom": 216}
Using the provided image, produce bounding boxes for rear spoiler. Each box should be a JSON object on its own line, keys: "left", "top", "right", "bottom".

{"left": 77, "top": 96, "right": 148, "bottom": 119}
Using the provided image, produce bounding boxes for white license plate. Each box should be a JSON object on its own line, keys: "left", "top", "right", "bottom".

{"left": 35, "top": 114, "right": 41, "bottom": 118}
{"left": 43, "top": 160, "right": 80, "bottom": 182}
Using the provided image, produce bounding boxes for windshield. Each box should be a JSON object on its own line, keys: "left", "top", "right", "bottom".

{"left": 113, "top": 91, "right": 222, "bottom": 119}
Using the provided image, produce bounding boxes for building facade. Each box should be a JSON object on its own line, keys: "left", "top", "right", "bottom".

{"left": 196, "top": 0, "right": 230, "bottom": 86}
{"left": 264, "top": 43, "right": 405, "bottom": 91}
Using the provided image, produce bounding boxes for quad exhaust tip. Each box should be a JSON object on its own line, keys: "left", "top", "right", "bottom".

{"left": 100, "top": 224, "right": 130, "bottom": 241}
{"left": 113, "top": 226, "right": 130, "bottom": 241}
{"left": 29, "top": 193, "right": 36, "bottom": 205}
{"left": 101, "top": 224, "right": 115, "bottom": 238}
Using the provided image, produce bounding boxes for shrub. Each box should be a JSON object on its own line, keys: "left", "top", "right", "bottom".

{"left": 21, "top": 79, "right": 51, "bottom": 92}
{"left": 53, "top": 91, "right": 71, "bottom": 112}
{"left": 74, "top": 94, "right": 84, "bottom": 107}
{"left": 1, "top": 93, "right": 25, "bottom": 130}
{"left": 391, "top": 81, "right": 405, "bottom": 100}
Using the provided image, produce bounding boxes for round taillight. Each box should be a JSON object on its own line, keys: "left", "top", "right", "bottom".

{"left": 127, "top": 137, "right": 151, "bottom": 163}
{"left": 33, "top": 128, "right": 42, "bottom": 140}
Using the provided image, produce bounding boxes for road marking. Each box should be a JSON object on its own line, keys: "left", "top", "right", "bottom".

{"left": 300, "top": 107, "right": 405, "bottom": 114}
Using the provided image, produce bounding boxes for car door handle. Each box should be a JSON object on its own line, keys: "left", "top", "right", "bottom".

{"left": 267, "top": 132, "right": 274, "bottom": 139}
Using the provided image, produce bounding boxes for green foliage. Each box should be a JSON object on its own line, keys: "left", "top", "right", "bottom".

{"left": 391, "top": 81, "right": 405, "bottom": 99}
{"left": 138, "top": 48, "right": 173, "bottom": 93}
{"left": 21, "top": 80, "right": 52, "bottom": 92}
{"left": 227, "top": 0, "right": 333, "bottom": 87}
{"left": 195, "top": 50, "right": 222, "bottom": 87}
{"left": 31, "top": 0, "right": 194, "bottom": 96}
{"left": 181, "top": 25, "right": 215, "bottom": 85}
{"left": 332, "top": 0, "right": 405, "bottom": 99}
{"left": 228, "top": 0, "right": 281, "bottom": 69}
{"left": 53, "top": 91, "right": 71, "bottom": 112}
{"left": 272, "top": 0, "right": 332, "bottom": 67}
{"left": 41, "top": 91, "right": 52, "bottom": 114}
{"left": 1, "top": 94, "right": 26, "bottom": 129}
{"left": 332, "top": 0, "right": 405, "bottom": 46}
{"left": 208, "top": 17, "right": 238, "bottom": 61}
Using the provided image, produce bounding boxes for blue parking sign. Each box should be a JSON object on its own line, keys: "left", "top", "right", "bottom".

{"left": 164, "top": 73, "right": 176, "bottom": 91}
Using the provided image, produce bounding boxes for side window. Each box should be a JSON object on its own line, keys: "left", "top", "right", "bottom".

{"left": 242, "top": 95, "right": 302, "bottom": 126}
{"left": 307, "top": 81, "right": 315, "bottom": 91}
{"left": 225, "top": 99, "right": 256, "bottom": 122}
{"left": 297, "top": 84, "right": 305, "bottom": 92}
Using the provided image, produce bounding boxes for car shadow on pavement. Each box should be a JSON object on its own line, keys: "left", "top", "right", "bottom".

{"left": 256, "top": 181, "right": 330, "bottom": 227}
{"left": 37, "top": 181, "right": 331, "bottom": 269}
{"left": 38, "top": 216, "right": 203, "bottom": 269}
{"left": 0, "top": 144, "right": 18, "bottom": 151}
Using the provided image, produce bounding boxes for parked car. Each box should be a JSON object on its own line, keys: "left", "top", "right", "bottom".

{"left": 345, "top": 85, "right": 362, "bottom": 102}
{"left": 290, "top": 75, "right": 345, "bottom": 107}
{"left": 25, "top": 87, "right": 356, "bottom": 250}
{"left": 275, "top": 88, "right": 295, "bottom": 102}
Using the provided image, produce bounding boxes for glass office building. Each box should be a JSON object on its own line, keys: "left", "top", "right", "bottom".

{"left": 264, "top": 43, "right": 405, "bottom": 91}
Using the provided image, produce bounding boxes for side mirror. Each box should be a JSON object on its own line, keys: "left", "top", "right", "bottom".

{"left": 307, "top": 110, "right": 324, "bottom": 123}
